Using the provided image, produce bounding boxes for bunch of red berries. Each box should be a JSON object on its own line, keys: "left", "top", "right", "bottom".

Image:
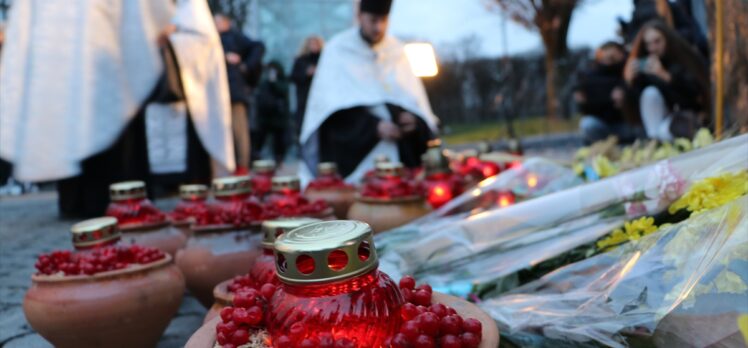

{"left": 387, "top": 276, "right": 483, "bottom": 348}
{"left": 198, "top": 200, "right": 263, "bottom": 228}
{"left": 360, "top": 177, "right": 423, "bottom": 199}
{"left": 169, "top": 201, "right": 211, "bottom": 225}
{"left": 273, "top": 325, "right": 356, "bottom": 348}
{"left": 34, "top": 245, "right": 166, "bottom": 276}
{"left": 306, "top": 174, "right": 354, "bottom": 190}
{"left": 216, "top": 282, "right": 279, "bottom": 348}
{"left": 261, "top": 197, "right": 330, "bottom": 220}
{"left": 106, "top": 201, "right": 167, "bottom": 227}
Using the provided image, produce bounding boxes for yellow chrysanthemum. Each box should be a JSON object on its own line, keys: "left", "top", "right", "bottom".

{"left": 592, "top": 155, "right": 619, "bottom": 178}
{"left": 669, "top": 171, "right": 748, "bottom": 215}
{"left": 691, "top": 128, "right": 714, "bottom": 149}
{"left": 597, "top": 217, "right": 659, "bottom": 251}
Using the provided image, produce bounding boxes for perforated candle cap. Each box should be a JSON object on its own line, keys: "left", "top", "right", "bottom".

{"left": 272, "top": 175, "right": 301, "bottom": 192}
{"left": 375, "top": 162, "right": 404, "bottom": 178}
{"left": 252, "top": 159, "right": 276, "bottom": 174}
{"left": 261, "top": 218, "right": 322, "bottom": 249}
{"left": 212, "top": 176, "right": 251, "bottom": 197}
{"left": 274, "top": 220, "right": 378, "bottom": 285}
{"left": 317, "top": 162, "right": 338, "bottom": 176}
{"left": 109, "top": 181, "right": 147, "bottom": 201}
{"left": 180, "top": 184, "right": 208, "bottom": 200}
{"left": 71, "top": 217, "right": 121, "bottom": 249}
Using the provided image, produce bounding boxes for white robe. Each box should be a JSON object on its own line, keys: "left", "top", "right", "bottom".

{"left": 299, "top": 28, "right": 439, "bottom": 185}
{"left": 0, "top": 0, "right": 234, "bottom": 182}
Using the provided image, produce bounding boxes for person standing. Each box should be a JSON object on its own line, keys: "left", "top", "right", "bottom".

{"left": 255, "top": 61, "right": 291, "bottom": 165}
{"left": 0, "top": 0, "right": 235, "bottom": 217}
{"left": 291, "top": 36, "right": 324, "bottom": 139}
{"left": 299, "top": 0, "right": 438, "bottom": 184}
{"left": 214, "top": 13, "right": 265, "bottom": 174}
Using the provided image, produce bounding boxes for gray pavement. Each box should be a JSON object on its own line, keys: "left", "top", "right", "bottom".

{"left": 0, "top": 193, "right": 206, "bottom": 348}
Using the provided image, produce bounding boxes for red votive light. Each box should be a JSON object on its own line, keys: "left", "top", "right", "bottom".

{"left": 250, "top": 218, "right": 321, "bottom": 286}
{"left": 106, "top": 181, "right": 166, "bottom": 228}
{"left": 170, "top": 185, "right": 210, "bottom": 225}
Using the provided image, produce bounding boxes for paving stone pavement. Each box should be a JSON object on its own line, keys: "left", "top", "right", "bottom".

{"left": 0, "top": 192, "right": 206, "bottom": 348}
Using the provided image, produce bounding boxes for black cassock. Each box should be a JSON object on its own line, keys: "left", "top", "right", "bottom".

{"left": 318, "top": 104, "right": 434, "bottom": 178}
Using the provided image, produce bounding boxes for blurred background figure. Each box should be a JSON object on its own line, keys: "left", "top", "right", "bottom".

{"left": 575, "top": 41, "right": 641, "bottom": 144}
{"left": 255, "top": 61, "right": 291, "bottom": 166}
{"left": 0, "top": 0, "right": 235, "bottom": 217}
{"left": 292, "top": 36, "right": 324, "bottom": 142}
{"left": 624, "top": 20, "right": 710, "bottom": 141}
{"left": 620, "top": 0, "right": 708, "bottom": 58}
{"left": 214, "top": 13, "right": 265, "bottom": 175}
{"left": 299, "top": 0, "right": 438, "bottom": 183}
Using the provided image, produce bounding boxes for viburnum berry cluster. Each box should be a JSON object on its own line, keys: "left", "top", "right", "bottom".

{"left": 170, "top": 200, "right": 211, "bottom": 225}
{"left": 106, "top": 200, "right": 167, "bottom": 227}
{"left": 360, "top": 176, "right": 423, "bottom": 199}
{"left": 34, "top": 245, "right": 166, "bottom": 276}
{"left": 216, "top": 283, "right": 279, "bottom": 348}
{"left": 260, "top": 196, "right": 330, "bottom": 220}
{"left": 197, "top": 200, "right": 263, "bottom": 228}
{"left": 387, "top": 276, "right": 483, "bottom": 348}
{"left": 306, "top": 174, "right": 354, "bottom": 190}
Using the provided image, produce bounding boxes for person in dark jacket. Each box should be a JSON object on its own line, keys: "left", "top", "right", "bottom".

{"left": 291, "top": 36, "right": 324, "bottom": 139}
{"left": 620, "top": 0, "right": 708, "bottom": 58}
{"left": 254, "top": 61, "right": 291, "bottom": 165}
{"left": 575, "top": 42, "right": 641, "bottom": 144}
{"left": 214, "top": 13, "right": 265, "bottom": 174}
{"left": 623, "top": 20, "right": 710, "bottom": 141}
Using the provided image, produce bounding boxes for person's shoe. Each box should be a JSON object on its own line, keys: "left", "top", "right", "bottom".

{"left": 234, "top": 166, "right": 249, "bottom": 176}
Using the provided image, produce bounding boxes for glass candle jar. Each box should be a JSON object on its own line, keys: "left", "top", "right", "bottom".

{"left": 251, "top": 159, "right": 276, "bottom": 198}
{"left": 264, "top": 176, "right": 330, "bottom": 219}
{"left": 106, "top": 181, "right": 167, "bottom": 228}
{"left": 207, "top": 176, "right": 263, "bottom": 228}
{"left": 361, "top": 162, "right": 421, "bottom": 199}
{"left": 307, "top": 162, "right": 353, "bottom": 190}
{"left": 268, "top": 220, "right": 404, "bottom": 347}
{"left": 250, "top": 218, "right": 321, "bottom": 286}
{"left": 170, "top": 184, "right": 210, "bottom": 227}
{"left": 305, "top": 163, "right": 357, "bottom": 219}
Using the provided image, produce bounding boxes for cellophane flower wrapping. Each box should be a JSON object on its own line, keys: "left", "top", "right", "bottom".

{"left": 482, "top": 195, "right": 748, "bottom": 348}
{"left": 375, "top": 135, "right": 748, "bottom": 297}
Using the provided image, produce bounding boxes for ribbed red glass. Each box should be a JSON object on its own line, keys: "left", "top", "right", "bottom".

{"left": 306, "top": 173, "right": 353, "bottom": 190}
{"left": 360, "top": 175, "right": 421, "bottom": 199}
{"left": 105, "top": 197, "right": 166, "bottom": 228}
{"left": 170, "top": 196, "right": 209, "bottom": 225}
{"left": 200, "top": 193, "right": 262, "bottom": 227}
{"left": 249, "top": 249, "right": 278, "bottom": 285}
{"left": 268, "top": 270, "right": 403, "bottom": 347}
{"left": 251, "top": 172, "right": 274, "bottom": 198}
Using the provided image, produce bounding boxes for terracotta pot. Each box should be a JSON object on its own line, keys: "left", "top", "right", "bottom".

{"left": 172, "top": 220, "right": 194, "bottom": 238}
{"left": 347, "top": 196, "right": 431, "bottom": 233}
{"left": 204, "top": 279, "right": 233, "bottom": 324}
{"left": 23, "top": 255, "right": 185, "bottom": 348}
{"left": 304, "top": 187, "right": 357, "bottom": 219}
{"left": 120, "top": 221, "right": 187, "bottom": 257}
{"left": 310, "top": 206, "right": 337, "bottom": 221}
{"left": 175, "top": 226, "right": 262, "bottom": 308}
{"left": 186, "top": 292, "right": 499, "bottom": 348}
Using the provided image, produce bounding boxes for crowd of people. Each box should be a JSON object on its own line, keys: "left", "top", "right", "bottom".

{"left": 574, "top": 0, "right": 710, "bottom": 144}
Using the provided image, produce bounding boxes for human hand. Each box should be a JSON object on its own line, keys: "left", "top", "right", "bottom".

{"left": 157, "top": 24, "right": 177, "bottom": 47}
{"left": 306, "top": 65, "right": 316, "bottom": 76}
{"left": 611, "top": 87, "right": 625, "bottom": 108}
{"left": 398, "top": 112, "right": 418, "bottom": 133}
{"left": 645, "top": 55, "right": 671, "bottom": 82}
{"left": 378, "top": 121, "right": 402, "bottom": 140}
{"left": 226, "top": 52, "right": 241, "bottom": 65}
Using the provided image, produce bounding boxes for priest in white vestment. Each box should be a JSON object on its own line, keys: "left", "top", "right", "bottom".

{"left": 0, "top": 0, "right": 233, "bottom": 217}
{"left": 299, "top": 0, "right": 439, "bottom": 185}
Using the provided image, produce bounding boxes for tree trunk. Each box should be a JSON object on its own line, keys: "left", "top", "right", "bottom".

{"left": 544, "top": 51, "right": 557, "bottom": 120}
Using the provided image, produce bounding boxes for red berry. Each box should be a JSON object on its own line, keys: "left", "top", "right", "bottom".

{"left": 219, "top": 306, "right": 235, "bottom": 322}
{"left": 232, "top": 329, "right": 250, "bottom": 345}
{"left": 232, "top": 307, "right": 250, "bottom": 325}
{"left": 413, "top": 290, "right": 431, "bottom": 306}
{"left": 246, "top": 305, "right": 263, "bottom": 326}
{"left": 399, "top": 276, "right": 416, "bottom": 290}
{"left": 417, "top": 312, "right": 440, "bottom": 336}
{"left": 318, "top": 332, "right": 335, "bottom": 348}
{"left": 400, "top": 320, "right": 421, "bottom": 340}
{"left": 440, "top": 315, "right": 462, "bottom": 336}
{"left": 416, "top": 284, "right": 432, "bottom": 294}
{"left": 274, "top": 335, "right": 293, "bottom": 348}
{"left": 289, "top": 322, "right": 305, "bottom": 341}
{"left": 391, "top": 333, "right": 412, "bottom": 348}
{"left": 461, "top": 332, "right": 481, "bottom": 348}
{"left": 334, "top": 338, "right": 355, "bottom": 348}
{"left": 299, "top": 338, "right": 318, "bottom": 348}
{"left": 414, "top": 335, "right": 435, "bottom": 348}
{"left": 402, "top": 289, "right": 414, "bottom": 303}
{"left": 260, "top": 283, "right": 277, "bottom": 300}
{"left": 217, "top": 321, "right": 237, "bottom": 335}
{"left": 462, "top": 318, "right": 482, "bottom": 335}
{"left": 234, "top": 289, "right": 258, "bottom": 307}
{"left": 216, "top": 331, "right": 228, "bottom": 345}
{"left": 439, "top": 335, "right": 462, "bottom": 348}
{"left": 446, "top": 307, "right": 457, "bottom": 316}
{"left": 401, "top": 303, "right": 419, "bottom": 321}
{"left": 429, "top": 303, "right": 448, "bottom": 318}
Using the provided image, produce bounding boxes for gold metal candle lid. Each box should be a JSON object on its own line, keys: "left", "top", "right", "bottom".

{"left": 375, "top": 162, "right": 404, "bottom": 178}
{"left": 71, "top": 217, "right": 121, "bottom": 249}
{"left": 274, "top": 220, "right": 378, "bottom": 284}
{"left": 212, "top": 176, "right": 251, "bottom": 197}
{"left": 109, "top": 181, "right": 147, "bottom": 201}
{"left": 180, "top": 184, "right": 208, "bottom": 200}
{"left": 261, "top": 218, "right": 322, "bottom": 249}
{"left": 317, "top": 162, "right": 338, "bottom": 176}
{"left": 252, "top": 160, "right": 276, "bottom": 174}
{"left": 272, "top": 175, "right": 301, "bottom": 192}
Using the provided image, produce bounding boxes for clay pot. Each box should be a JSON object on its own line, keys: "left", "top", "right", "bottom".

{"left": 347, "top": 196, "right": 431, "bottom": 233}
{"left": 23, "top": 255, "right": 185, "bottom": 348}
{"left": 120, "top": 221, "right": 187, "bottom": 257}
{"left": 175, "top": 226, "right": 262, "bottom": 308}
{"left": 310, "top": 206, "right": 337, "bottom": 221}
{"left": 203, "top": 279, "right": 233, "bottom": 324}
{"left": 304, "top": 187, "right": 357, "bottom": 219}
{"left": 185, "top": 292, "right": 499, "bottom": 348}
{"left": 172, "top": 220, "right": 194, "bottom": 238}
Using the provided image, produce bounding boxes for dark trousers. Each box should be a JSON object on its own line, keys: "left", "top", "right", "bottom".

{"left": 253, "top": 126, "right": 288, "bottom": 165}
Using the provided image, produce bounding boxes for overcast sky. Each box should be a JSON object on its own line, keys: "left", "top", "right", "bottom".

{"left": 388, "top": 0, "right": 634, "bottom": 58}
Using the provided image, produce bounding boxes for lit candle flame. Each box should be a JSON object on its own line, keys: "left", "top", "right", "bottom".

{"left": 527, "top": 174, "right": 538, "bottom": 188}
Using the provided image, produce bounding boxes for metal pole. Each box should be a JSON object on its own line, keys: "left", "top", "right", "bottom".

{"left": 714, "top": 0, "right": 724, "bottom": 139}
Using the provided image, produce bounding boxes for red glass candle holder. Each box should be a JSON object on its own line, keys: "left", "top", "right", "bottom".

{"left": 170, "top": 185, "right": 210, "bottom": 226}
{"left": 424, "top": 172, "right": 465, "bottom": 209}
{"left": 306, "top": 163, "right": 354, "bottom": 190}
{"left": 201, "top": 176, "right": 263, "bottom": 228}
{"left": 361, "top": 162, "right": 422, "bottom": 199}
{"left": 251, "top": 160, "right": 276, "bottom": 198}
{"left": 264, "top": 176, "right": 330, "bottom": 219}
{"left": 106, "top": 181, "right": 167, "bottom": 228}
{"left": 250, "top": 218, "right": 321, "bottom": 286}
{"left": 268, "top": 221, "right": 403, "bottom": 347}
